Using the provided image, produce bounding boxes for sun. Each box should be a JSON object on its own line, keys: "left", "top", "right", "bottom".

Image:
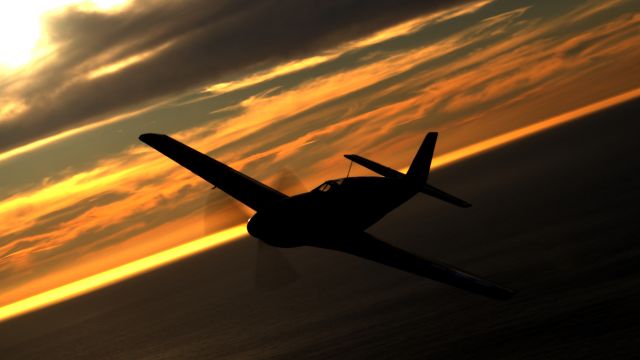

{"left": 0, "top": 1, "right": 131, "bottom": 69}
{"left": 0, "top": 4, "right": 43, "bottom": 68}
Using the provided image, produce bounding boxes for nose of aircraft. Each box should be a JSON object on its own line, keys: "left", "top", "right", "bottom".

{"left": 246, "top": 211, "right": 266, "bottom": 239}
{"left": 247, "top": 210, "right": 294, "bottom": 247}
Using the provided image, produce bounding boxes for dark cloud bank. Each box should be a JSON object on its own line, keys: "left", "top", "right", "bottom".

{"left": 0, "top": 0, "right": 467, "bottom": 152}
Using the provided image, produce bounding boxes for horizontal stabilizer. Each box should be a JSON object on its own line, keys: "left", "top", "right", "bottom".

{"left": 139, "top": 133, "right": 287, "bottom": 211}
{"left": 422, "top": 184, "right": 472, "bottom": 208}
{"left": 344, "top": 154, "right": 403, "bottom": 178}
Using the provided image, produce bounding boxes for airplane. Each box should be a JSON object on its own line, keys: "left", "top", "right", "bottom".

{"left": 139, "top": 132, "right": 515, "bottom": 300}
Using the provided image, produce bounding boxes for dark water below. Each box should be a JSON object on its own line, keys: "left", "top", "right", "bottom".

{"left": 2, "top": 99, "right": 639, "bottom": 359}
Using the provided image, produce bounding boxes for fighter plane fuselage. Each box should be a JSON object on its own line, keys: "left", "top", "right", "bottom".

{"left": 247, "top": 176, "right": 418, "bottom": 247}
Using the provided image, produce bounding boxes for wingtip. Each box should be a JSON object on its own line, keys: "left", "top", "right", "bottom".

{"left": 488, "top": 283, "right": 518, "bottom": 300}
{"left": 138, "top": 133, "right": 165, "bottom": 143}
{"left": 496, "top": 288, "right": 518, "bottom": 301}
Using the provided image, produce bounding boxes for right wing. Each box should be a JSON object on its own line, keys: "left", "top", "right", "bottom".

{"left": 139, "top": 133, "right": 287, "bottom": 212}
{"left": 321, "top": 232, "right": 515, "bottom": 300}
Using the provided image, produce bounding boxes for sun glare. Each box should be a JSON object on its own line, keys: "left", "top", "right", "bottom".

{"left": 0, "top": 1, "right": 131, "bottom": 69}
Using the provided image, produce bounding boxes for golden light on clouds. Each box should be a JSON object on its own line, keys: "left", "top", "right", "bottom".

{"left": 87, "top": 41, "right": 173, "bottom": 79}
{"left": 0, "top": 0, "right": 131, "bottom": 68}
{"left": 203, "top": 0, "right": 494, "bottom": 95}
{"left": 0, "top": 225, "right": 246, "bottom": 323}
{"left": 0, "top": 98, "right": 27, "bottom": 121}
{"left": 0, "top": 102, "right": 162, "bottom": 164}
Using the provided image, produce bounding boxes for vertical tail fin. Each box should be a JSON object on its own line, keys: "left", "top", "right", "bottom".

{"left": 407, "top": 132, "right": 437, "bottom": 182}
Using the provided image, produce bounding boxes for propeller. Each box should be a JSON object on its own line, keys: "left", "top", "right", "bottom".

{"left": 204, "top": 189, "right": 250, "bottom": 235}
{"left": 204, "top": 168, "right": 304, "bottom": 290}
{"left": 255, "top": 240, "right": 297, "bottom": 290}
{"left": 271, "top": 167, "right": 308, "bottom": 196}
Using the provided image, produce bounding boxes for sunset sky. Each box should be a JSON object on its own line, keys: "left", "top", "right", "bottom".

{"left": 0, "top": 0, "right": 638, "bottom": 319}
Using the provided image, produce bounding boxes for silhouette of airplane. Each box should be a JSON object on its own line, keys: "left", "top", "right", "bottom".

{"left": 139, "top": 132, "right": 514, "bottom": 300}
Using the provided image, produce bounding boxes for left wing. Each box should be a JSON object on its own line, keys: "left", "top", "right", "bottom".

{"left": 344, "top": 154, "right": 404, "bottom": 179}
{"left": 139, "top": 133, "right": 287, "bottom": 211}
{"left": 319, "top": 232, "right": 514, "bottom": 300}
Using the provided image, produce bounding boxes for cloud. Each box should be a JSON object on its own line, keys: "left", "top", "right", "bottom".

{"left": 0, "top": 139, "right": 231, "bottom": 289}
{"left": 1, "top": 0, "right": 639, "bottom": 309}
{"left": 183, "top": 3, "right": 639, "bottom": 182}
{"left": 203, "top": 0, "right": 494, "bottom": 95}
{"left": 0, "top": 0, "right": 468, "bottom": 152}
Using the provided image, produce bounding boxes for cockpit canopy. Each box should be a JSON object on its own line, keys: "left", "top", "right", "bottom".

{"left": 314, "top": 178, "right": 345, "bottom": 192}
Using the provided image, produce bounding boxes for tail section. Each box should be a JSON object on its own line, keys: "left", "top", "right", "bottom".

{"left": 344, "top": 132, "right": 472, "bottom": 208}
{"left": 407, "top": 132, "right": 437, "bottom": 182}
